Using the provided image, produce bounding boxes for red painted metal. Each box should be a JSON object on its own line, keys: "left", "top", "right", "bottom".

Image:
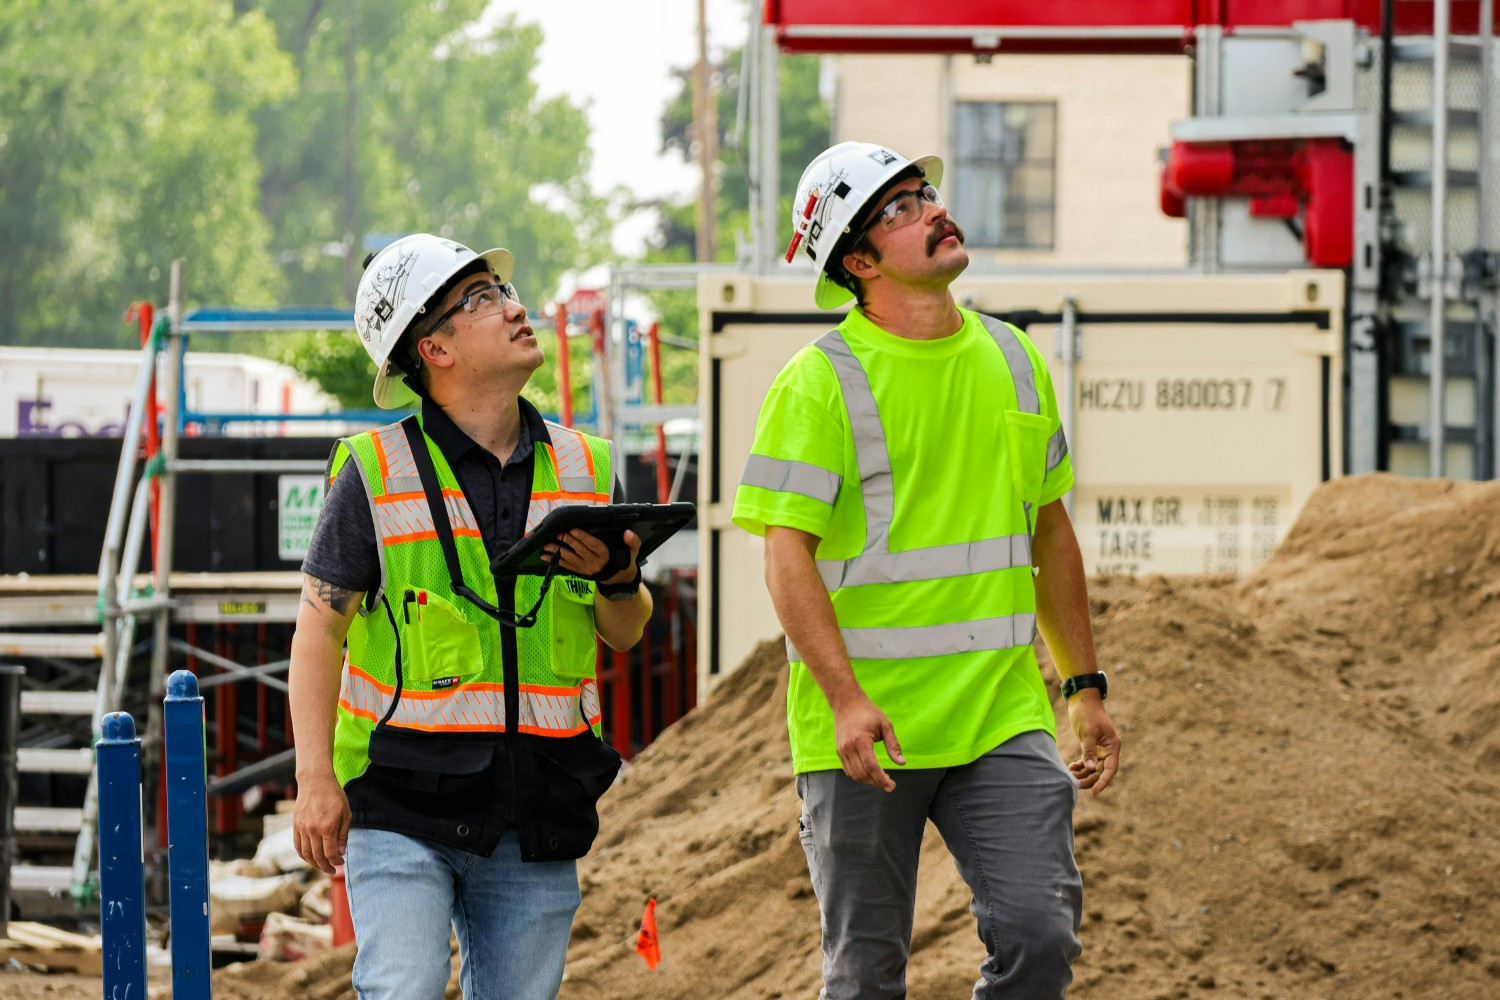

{"left": 1162, "top": 137, "right": 1353, "bottom": 266}
{"left": 765, "top": 1, "right": 1498, "bottom": 54}
{"left": 639, "top": 623, "right": 655, "bottom": 748}
{"left": 256, "top": 623, "right": 269, "bottom": 750}
{"left": 554, "top": 305, "right": 573, "bottom": 428}
{"left": 647, "top": 323, "right": 672, "bottom": 504}
{"left": 125, "top": 302, "right": 162, "bottom": 570}
{"left": 1299, "top": 138, "right": 1353, "bottom": 267}
{"left": 612, "top": 648, "right": 632, "bottom": 760}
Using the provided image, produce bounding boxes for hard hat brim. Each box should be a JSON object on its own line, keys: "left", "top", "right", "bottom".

{"left": 370, "top": 246, "right": 515, "bottom": 408}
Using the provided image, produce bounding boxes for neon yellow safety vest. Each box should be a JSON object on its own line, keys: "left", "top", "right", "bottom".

{"left": 328, "top": 411, "right": 615, "bottom": 787}
{"left": 734, "top": 310, "right": 1072, "bottom": 774}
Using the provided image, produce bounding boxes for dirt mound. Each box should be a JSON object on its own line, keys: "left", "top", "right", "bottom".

{"left": 192, "top": 473, "right": 1500, "bottom": 999}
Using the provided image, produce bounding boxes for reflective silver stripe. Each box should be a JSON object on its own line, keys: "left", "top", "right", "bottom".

{"left": 816, "top": 534, "right": 1032, "bottom": 589}
{"left": 340, "top": 669, "right": 589, "bottom": 734}
{"left": 374, "top": 424, "right": 419, "bottom": 485}
{"left": 372, "top": 493, "right": 480, "bottom": 543}
{"left": 741, "top": 454, "right": 842, "bottom": 506}
{"left": 547, "top": 422, "right": 594, "bottom": 482}
{"left": 385, "top": 475, "right": 423, "bottom": 495}
{"left": 785, "top": 613, "right": 1036, "bottom": 663}
{"left": 336, "top": 439, "right": 386, "bottom": 609}
{"left": 814, "top": 331, "right": 893, "bottom": 554}
{"left": 1046, "top": 426, "right": 1069, "bottom": 473}
{"left": 980, "top": 316, "right": 1039, "bottom": 415}
{"left": 580, "top": 678, "right": 601, "bottom": 725}
{"left": 525, "top": 493, "right": 609, "bottom": 533}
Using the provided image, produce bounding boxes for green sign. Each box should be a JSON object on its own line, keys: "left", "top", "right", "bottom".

{"left": 278, "top": 475, "right": 324, "bottom": 561}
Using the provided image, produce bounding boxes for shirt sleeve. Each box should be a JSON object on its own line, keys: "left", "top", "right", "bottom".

{"left": 731, "top": 357, "right": 847, "bottom": 539}
{"left": 1032, "top": 339, "right": 1075, "bottom": 506}
{"left": 300, "top": 459, "right": 381, "bottom": 594}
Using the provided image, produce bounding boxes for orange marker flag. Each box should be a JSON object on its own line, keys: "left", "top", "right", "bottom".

{"left": 635, "top": 897, "right": 661, "bottom": 970}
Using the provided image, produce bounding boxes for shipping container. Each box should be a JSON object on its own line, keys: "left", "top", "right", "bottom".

{"left": 698, "top": 270, "right": 1344, "bottom": 691}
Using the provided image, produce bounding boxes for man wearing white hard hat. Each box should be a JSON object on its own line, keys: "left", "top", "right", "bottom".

{"left": 734, "top": 142, "right": 1121, "bottom": 997}
{"left": 288, "top": 234, "right": 652, "bottom": 1000}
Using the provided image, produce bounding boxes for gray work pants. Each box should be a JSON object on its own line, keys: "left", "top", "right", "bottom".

{"left": 795, "top": 730, "right": 1083, "bottom": 1000}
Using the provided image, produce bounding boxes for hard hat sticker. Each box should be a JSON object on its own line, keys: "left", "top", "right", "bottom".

{"left": 868, "top": 149, "right": 898, "bottom": 166}
{"left": 358, "top": 248, "right": 418, "bottom": 334}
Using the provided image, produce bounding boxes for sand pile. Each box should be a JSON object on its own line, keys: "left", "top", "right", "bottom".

{"left": 203, "top": 473, "right": 1500, "bottom": 1000}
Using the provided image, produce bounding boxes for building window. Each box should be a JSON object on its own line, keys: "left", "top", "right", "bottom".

{"left": 952, "top": 102, "right": 1057, "bottom": 250}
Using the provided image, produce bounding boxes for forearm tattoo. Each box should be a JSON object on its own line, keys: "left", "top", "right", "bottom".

{"left": 303, "top": 576, "right": 358, "bottom": 615}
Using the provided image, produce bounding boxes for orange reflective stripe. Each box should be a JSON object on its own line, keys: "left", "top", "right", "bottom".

{"left": 340, "top": 665, "right": 589, "bottom": 735}
{"left": 550, "top": 426, "right": 596, "bottom": 480}
{"left": 373, "top": 424, "right": 418, "bottom": 482}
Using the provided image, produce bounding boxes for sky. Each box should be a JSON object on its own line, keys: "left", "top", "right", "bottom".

{"left": 481, "top": 0, "right": 754, "bottom": 256}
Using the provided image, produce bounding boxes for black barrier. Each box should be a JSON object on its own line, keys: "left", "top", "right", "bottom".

{"left": 0, "top": 664, "right": 22, "bottom": 938}
{"left": 0, "top": 437, "right": 697, "bottom": 575}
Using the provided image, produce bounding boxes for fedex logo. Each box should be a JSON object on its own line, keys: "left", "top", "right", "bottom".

{"left": 16, "top": 398, "right": 127, "bottom": 438}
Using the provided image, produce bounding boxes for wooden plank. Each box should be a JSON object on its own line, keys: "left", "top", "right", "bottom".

{"left": 17, "top": 747, "right": 95, "bottom": 774}
{"left": 0, "top": 922, "right": 103, "bottom": 975}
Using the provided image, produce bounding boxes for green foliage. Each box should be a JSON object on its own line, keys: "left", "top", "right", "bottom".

{"left": 637, "top": 44, "right": 831, "bottom": 406}
{"left": 0, "top": 0, "right": 292, "bottom": 346}
{"left": 3, "top": 0, "right": 607, "bottom": 420}
{"left": 656, "top": 47, "right": 831, "bottom": 261}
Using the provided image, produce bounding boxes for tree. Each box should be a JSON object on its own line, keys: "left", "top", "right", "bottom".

{"left": 0, "top": 0, "right": 292, "bottom": 347}
{"left": 251, "top": 2, "right": 609, "bottom": 410}
{"left": 634, "top": 44, "right": 831, "bottom": 406}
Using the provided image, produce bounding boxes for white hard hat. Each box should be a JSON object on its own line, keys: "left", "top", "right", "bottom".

{"left": 354, "top": 233, "right": 514, "bottom": 408}
{"left": 786, "top": 141, "right": 943, "bottom": 310}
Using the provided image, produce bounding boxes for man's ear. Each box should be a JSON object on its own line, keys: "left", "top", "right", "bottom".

{"left": 842, "top": 248, "right": 878, "bottom": 280}
{"left": 417, "top": 333, "right": 453, "bottom": 370}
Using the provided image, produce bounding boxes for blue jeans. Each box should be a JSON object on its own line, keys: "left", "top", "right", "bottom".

{"left": 345, "top": 827, "right": 580, "bottom": 1000}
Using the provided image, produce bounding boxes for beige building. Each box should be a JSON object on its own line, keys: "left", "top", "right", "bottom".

{"left": 829, "top": 53, "right": 1192, "bottom": 268}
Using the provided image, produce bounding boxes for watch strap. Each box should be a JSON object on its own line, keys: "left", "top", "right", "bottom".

{"left": 1061, "top": 671, "right": 1107, "bottom": 700}
{"left": 597, "top": 568, "right": 642, "bottom": 601}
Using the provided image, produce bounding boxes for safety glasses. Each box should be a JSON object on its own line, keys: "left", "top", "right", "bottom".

{"left": 855, "top": 183, "right": 943, "bottom": 244}
{"left": 426, "top": 281, "right": 520, "bottom": 332}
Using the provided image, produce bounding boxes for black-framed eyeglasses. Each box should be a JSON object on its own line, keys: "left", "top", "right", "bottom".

{"left": 426, "top": 281, "right": 520, "bottom": 332}
{"left": 854, "top": 183, "right": 943, "bottom": 245}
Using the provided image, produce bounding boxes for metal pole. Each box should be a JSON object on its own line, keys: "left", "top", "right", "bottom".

{"left": 1431, "top": 0, "right": 1451, "bottom": 476}
{"left": 1482, "top": 0, "right": 1498, "bottom": 478}
{"left": 158, "top": 259, "right": 184, "bottom": 680}
{"left": 756, "top": 23, "right": 781, "bottom": 276}
{"left": 97, "top": 712, "right": 147, "bottom": 1000}
{"left": 1057, "top": 296, "right": 1080, "bottom": 518}
{"left": 164, "top": 670, "right": 212, "bottom": 998}
{"left": 0, "top": 665, "right": 21, "bottom": 940}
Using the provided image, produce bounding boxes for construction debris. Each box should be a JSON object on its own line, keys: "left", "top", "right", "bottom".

{"left": 0, "top": 922, "right": 103, "bottom": 976}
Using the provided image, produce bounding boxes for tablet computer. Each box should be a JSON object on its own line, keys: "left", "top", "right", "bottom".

{"left": 490, "top": 502, "right": 696, "bottom": 579}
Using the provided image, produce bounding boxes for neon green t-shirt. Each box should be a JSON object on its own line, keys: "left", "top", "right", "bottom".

{"left": 733, "top": 306, "right": 1074, "bottom": 774}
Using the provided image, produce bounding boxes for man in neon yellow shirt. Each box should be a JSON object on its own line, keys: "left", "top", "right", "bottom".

{"left": 733, "top": 142, "right": 1121, "bottom": 998}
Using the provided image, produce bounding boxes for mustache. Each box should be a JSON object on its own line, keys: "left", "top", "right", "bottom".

{"left": 926, "top": 220, "right": 965, "bottom": 255}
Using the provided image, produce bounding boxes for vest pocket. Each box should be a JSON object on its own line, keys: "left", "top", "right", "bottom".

{"left": 404, "top": 589, "right": 483, "bottom": 689}
{"left": 1002, "top": 410, "right": 1052, "bottom": 506}
{"left": 550, "top": 579, "right": 598, "bottom": 682}
{"left": 517, "top": 732, "right": 622, "bottom": 862}
{"left": 352, "top": 728, "right": 501, "bottom": 852}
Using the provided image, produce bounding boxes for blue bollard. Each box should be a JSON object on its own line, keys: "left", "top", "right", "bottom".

{"left": 98, "top": 711, "right": 148, "bottom": 1000}
{"left": 164, "top": 670, "right": 212, "bottom": 999}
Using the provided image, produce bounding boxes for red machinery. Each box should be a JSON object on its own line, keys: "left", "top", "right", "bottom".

{"left": 763, "top": 1, "right": 1497, "bottom": 271}
{"left": 765, "top": 1, "right": 1499, "bottom": 54}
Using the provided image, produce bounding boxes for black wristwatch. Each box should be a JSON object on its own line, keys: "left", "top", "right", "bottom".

{"left": 597, "top": 568, "right": 642, "bottom": 601}
{"left": 1060, "top": 671, "right": 1108, "bottom": 700}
